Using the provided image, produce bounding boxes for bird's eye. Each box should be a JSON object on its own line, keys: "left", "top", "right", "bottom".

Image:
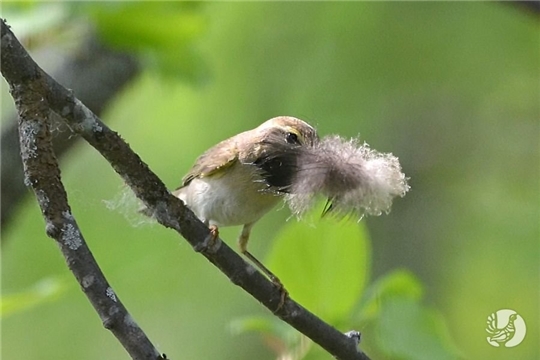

{"left": 286, "top": 132, "right": 300, "bottom": 145}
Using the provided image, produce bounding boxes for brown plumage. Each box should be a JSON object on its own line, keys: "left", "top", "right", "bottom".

{"left": 172, "top": 116, "right": 318, "bottom": 300}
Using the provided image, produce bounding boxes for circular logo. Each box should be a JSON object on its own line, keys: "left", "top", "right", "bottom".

{"left": 486, "top": 309, "right": 526, "bottom": 347}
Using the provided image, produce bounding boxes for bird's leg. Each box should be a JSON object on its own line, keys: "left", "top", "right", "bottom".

{"left": 239, "top": 223, "right": 288, "bottom": 311}
{"left": 238, "top": 223, "right": 279, "bottom": 282}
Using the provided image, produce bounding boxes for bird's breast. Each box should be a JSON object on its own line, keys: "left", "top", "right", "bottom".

{"left": 177, "top": 162, "right": 282, "bottom": 227}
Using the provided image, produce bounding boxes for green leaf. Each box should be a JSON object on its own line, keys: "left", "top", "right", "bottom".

{"left": 229, "top": 316, "right": 296, "bottom": 345}
{"left": 267, "top": 206, "right": 370, "bottom": 322}
{"left": 1, "top": 277, "right": 68, "bottom": 318}
{"left": 375, "top": 298, "right": 462, "bottom": 360}
{"left": 356, "top": 268, "right": 424, "bottom": 322}
{"left": 229, "top": 316, "right": 313, "bottom": 360}
{"left": 354, "top": 271, "right": 461, "bottom": 359}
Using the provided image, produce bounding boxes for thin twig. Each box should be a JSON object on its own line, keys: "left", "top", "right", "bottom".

{"left": 1, "top": 19, "right": 370, "bottom": 360}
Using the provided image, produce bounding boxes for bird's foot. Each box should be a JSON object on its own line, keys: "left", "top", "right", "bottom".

{"left": 241, "top": 250, "right": 289, "bottom": 312}
{"left": 270, "top": 275, "right": 289, "bottom": 313}
{"left": 194, "top": 225, "right": 221, "bottom": 253}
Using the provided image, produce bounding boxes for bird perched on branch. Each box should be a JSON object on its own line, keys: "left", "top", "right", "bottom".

{"left": 144, "top": 116, "right": 409, "bottom": 307}
{"left": 172, "top": 116, "right": 318, "bottom": 292}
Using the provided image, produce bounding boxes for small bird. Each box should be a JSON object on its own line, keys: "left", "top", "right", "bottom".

{"left": 486, "top": 312, "right": 518, "bottom": 346}
{"left": 172, "top": 116, "right": 319, "bottom": 289}
{"left": 141, "top": 116, "right": 409, "bottom": 307}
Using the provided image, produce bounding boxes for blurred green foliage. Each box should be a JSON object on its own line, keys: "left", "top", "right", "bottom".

{"left": 83, "top": 2, "right": 209, "bottom": 83}
{"left": 240, "top": 213, "right": 459, "bottom": 359}
{"left": 1, "top": 2, "right": 208, "bottom": 83}
{"left": 1, "top": 2, "right": 538, "bottom": 360}
{"left": 1, "top": 277, "right": 68, "bottom": 317}
{"left": 267, "top": 209, "right": 370, "bottom": 324}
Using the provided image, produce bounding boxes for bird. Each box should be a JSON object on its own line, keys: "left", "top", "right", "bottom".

{"left": 172, "top": 116, "right": 319, "bottom": 293}
{"left": 486, "top": 312, "right": 518, "bottom": 346}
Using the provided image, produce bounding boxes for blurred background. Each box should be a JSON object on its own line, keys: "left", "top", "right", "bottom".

{"left": 1, "top": 2, "right": 538, "bottom": 360}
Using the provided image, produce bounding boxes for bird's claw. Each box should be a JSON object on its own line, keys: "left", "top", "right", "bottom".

{"left": 194, "top": 225, "right": 221, "bottom": 253}
{"left": 271, "top": 276, "right": 289, "bottom": 313}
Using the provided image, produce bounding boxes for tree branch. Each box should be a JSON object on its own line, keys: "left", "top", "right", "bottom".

{"left": 1, "top": 19, "right": 370, "bottom": 360}
{"left": 1, "top": 35, "right": 139, "bottom": 232}
{"left": 2, "top": 24, "right": 164, "bottom": 360}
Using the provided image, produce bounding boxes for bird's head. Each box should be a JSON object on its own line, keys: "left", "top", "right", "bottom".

{"left": 256, "top": 116, "right": 319, "bottom": 147}
{"left": 250, "top": 116, "right": 319, "bottom": 191}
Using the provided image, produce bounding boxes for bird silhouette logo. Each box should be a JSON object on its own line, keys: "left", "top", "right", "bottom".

{"left": 486, "top": 309, "right": 527, "bottom": 347}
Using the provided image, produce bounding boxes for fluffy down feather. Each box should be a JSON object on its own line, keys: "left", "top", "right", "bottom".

{"left": 285, "top": 135, "right": 410, "bottom": 219}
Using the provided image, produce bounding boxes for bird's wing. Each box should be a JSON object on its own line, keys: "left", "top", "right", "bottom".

{"left": 180, "top": 137, "right": 239, "bottom": 186}
{"left": 486, "top": 313, "right": 499, "bottom": 334}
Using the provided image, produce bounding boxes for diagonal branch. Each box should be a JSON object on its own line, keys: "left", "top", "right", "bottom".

{"left": 5, "top": 36, "right": 164, "bottom": 360}
{"left": 1, "top": 35, "right": 139, "bottom": 233}
{"left": 1, "top": 19, "right": 370, "bottom": 360}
